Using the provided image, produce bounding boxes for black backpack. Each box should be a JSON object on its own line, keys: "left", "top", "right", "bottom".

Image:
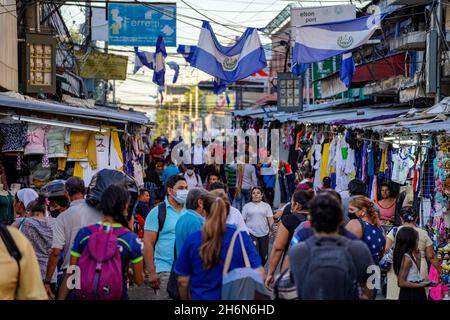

{"left": 0, "top": 224, "right": 22, "bottom": 298}
{"left": 297, "top": 236, "right": 359, "bottom": 300}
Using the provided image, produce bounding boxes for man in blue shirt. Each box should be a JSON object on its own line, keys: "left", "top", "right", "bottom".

{"left": 143, "top": 174, "right": 187, "bottom": 300}
{"left": 175, "top": 188, "right": 208, "bottom": 257}
{"left": 161, "top": 159, "right": 180, "bottom": 186}
{"left": 261, "top": 163, "right": 276, "bottom": 208}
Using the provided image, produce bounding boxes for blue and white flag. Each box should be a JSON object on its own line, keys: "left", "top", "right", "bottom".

{"left": 293, "top": 14, "right": 384, "bottom": 64}
{"left": 153, "top": 35, "right": 167, "bottom": 89}
{"left": 291, "top": 63, "right": 309, "bottom": 76}
{"left": 134, "top": 47, "right": 154, "bottom": 74}
{"left": 213, "top": 78, "right": 227, "bottom": 94}
{"left": 340, "top": 52, "right": 355, "bottom": 88}
{"left": 191, "top": 21, "right": 267, "bottom": 83}
{"left": 167, "top": 61, "right": 180, "bottom": 84}
{"left": 177, "top": 45, "right": 197, "bottom": 64}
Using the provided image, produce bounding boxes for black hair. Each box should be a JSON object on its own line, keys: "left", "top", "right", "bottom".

{"left": 317, "top": 189, "right": 342, "bottom": 202}
{"left": 309, "top": 193, "right": 343, "bottom": 233}
{"left": 65, "top": 176, "right": 85, "bottom": 196}
{"left": 209, "top": 181, "right": 228, "bottom": 192}
{"left": 400, "top": 206, "right": 418, "bottom": 223}
{"left": 100, "top": 184, "right": 130, "bottom": 228}
{"left": 29, "top": 195, "right": 47, "bottom": 215}
{"left": 393, "top": 227, "right": 418, "bottom": 276}
{"left": 305, "top": 172, "right": 314, "bottom": 179}
{"left": 139, "top": 189, "right": 150, "bottom": 196}
{"left": 250, "top": 186, "right": 265, "bottom": 202}
{"left": 165, "top": 174, "right": 186, "bottom": 189}
{"left": 381, "top": 182, "right": 392, "bottom": 192}
{"left": 291, "top": 190, "right": 314, "bottom": 210}
{"left": 322, "top": 176, "right": 331, "bottom": 188}
{"left": 48, "top": 195, "right": 69, "bottom": 208}
{"left": 348, "top": 179, "right": 366, "bottom": 196}
{"left": 208, "top": 172, "right": 220, "bottom": 180}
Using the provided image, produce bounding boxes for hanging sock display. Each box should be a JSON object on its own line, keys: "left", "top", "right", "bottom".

{"left": 190, "top": 21, "right": 267, "bottom": 84}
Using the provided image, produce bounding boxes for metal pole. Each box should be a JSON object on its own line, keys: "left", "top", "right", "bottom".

{"left": 435, "top": 0, "right": 443, "bottom": 104}
{"left": 36, "top": 1, "right": 41, "bottom": 32}
{"left": 113, "top": 80, "right": 116, "bottom": 104}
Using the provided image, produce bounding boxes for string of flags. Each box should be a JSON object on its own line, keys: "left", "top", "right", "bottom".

{"left": 135, "top": 13, "right": 385, "bottom": 97}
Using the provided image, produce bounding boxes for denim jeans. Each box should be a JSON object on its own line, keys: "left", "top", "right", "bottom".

{"left": 232, "top": 189, "right": 251, "bottom": 212}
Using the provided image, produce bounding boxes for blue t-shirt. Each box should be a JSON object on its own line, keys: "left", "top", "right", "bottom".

{"left": 70, "top": 222, "right": 143, "bottom": 299}
{"left": 144, "top": 199, "right": 186, "bottom": 273}
{"left": 161, "top": 165, "right": 180, "bottom": 185}
{"left": 175, "top": 209, "right": 205, "bottom": 257}
{"left": 175, "top": 225, "right": 262, "bottom": 300}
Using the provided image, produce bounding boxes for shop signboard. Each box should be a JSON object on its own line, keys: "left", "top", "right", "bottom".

{"left": 291, "top": 5, "right": 356, "bottom": 27}
{"left": 277, "top": 72, "right": 302, "bottom": 112}
{"left": 75, "top": 51, "right": 128, "bottom": 80}
{"left": 108, "top": 3, "right": 176, "bottom": 46}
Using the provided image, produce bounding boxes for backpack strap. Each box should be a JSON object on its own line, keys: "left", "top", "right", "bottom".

{"left": 154, "top": 202, "right": 167, "bottom": 248}
{"left": 0, "top": 224, "right": 21, "bottom": 298}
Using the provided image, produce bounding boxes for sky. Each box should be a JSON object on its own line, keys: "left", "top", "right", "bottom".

{"left": 61, "top": 0, "right": 356, "bottom": 107}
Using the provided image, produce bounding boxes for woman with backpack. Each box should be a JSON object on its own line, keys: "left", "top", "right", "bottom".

{"left": 13, "top": 196, "right": 57, "bottom": 292}
{"left": 175, "top": 192, "right": 263, "bottom": 300}
{"left": 242, "top": 187, "right": 274, "bottom": 266}
{"left": 345, "top": 196, "right": 386, "bottom": 264}
{"left": 265, "top": 190, "right": 314, "bottom": 289}
{"left": 384, "top": 207, "right": 441, "bottom": 300}
{"left": 60, "top": 184, "right": 144, "bottom": 300}
{"left": 393, "top": 227, "right": 435, "bottom": 300}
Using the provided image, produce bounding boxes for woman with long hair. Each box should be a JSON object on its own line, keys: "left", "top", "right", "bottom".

{"left": 175, "top": 192, "right": 263, "bottom": 300}
{"left": 345, "top": 196, "right": 386, "bottom": 263}
{"left": 265, "top": 190, "right": 314, "bottom": 288}
{"left": 242, "top": 186, "right": 274, "bottom": 266}
{"left": 384, "top": 207, "right": 441, "bottom": 300}
{"left": 393, "top": 227, "right": 433, "bottom": 300}
{"left": 59, "top": 184, "right": 144, "bottom": 300}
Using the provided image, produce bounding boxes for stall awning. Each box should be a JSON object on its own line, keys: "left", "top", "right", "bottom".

{"left": 0, "top": 94, "right": 150, "bottom": 125}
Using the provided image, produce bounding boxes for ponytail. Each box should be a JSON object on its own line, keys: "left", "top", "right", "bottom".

{"left": 100, "top": 184, "right": 131, "bottom": 228}
{"left": 199, "top": 193, "right": 229, "bottom": 269}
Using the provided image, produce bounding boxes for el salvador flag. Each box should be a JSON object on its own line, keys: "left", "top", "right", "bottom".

{"left": 167, "top": 62, "right": 180, "bottom": 84}
{"left": 293, "top": 14, "right": 384, "bottom": 64}
{"left": 177, "top": 45, "right": 197, "bottom": 64}
{"left": 340, "top": 52, "right": 355, "bottom": 88}
{"left": 153, "top": 35, "right": 167, "bottom": 89}
{"left": 191, "top": 21, "right": 267, "bottom": 83}
{"left": 134, "top": 47, "right": 154, "bottom": 74}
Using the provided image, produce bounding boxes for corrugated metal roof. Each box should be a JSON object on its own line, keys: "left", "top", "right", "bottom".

{"left": 0, "top": 95, "right": 150, "bottom": 125}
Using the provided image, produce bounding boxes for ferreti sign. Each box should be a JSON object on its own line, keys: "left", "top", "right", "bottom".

{"left": 108, "top": 3, "right": 176, "bottom": 46}
{"left": 291, "top": 5, "right": 356, "bottom": 27}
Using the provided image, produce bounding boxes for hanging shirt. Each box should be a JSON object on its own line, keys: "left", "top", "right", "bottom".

{"left": 320, "top": 143, "right": 331, "bottom": 183}
{"left": 24, "top": 124, "right": 49, "bottom": 156}
{"left": 0, "top": 123, "right": 28, "bottom": 153}
{"left": 73, "top": 132, "right": 123, "bottom": 185}
{"left": 391, "top": 153, "right": 415, "bottom": 184}
{"left": 67, "top": 130, "right": 97, "bottom": 169}
{"left": 47, "top": 127, "right": 71, "bottom": 158}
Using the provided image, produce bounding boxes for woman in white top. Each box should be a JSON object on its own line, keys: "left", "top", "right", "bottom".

{"left": 384, "top": 207, "right": 441, "bottom": 300}
{"left": 242, "top": 187, "right": 274, "bottom": 266}
{"left": 393, "top": 226, "right": 435, "bottom": 300}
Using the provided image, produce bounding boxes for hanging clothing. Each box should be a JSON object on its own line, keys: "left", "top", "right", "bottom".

{"left": 24, "top": 124, "right": 49, "bottom": 156}
{"left": 320, "top": 143, "right": 331, "bottom": 183}
{"left": 0, "top": 191, "right": 14, "bottom": 225}
{"left": 73, "top": 131, "right": 123, "bottom": 185}
{"left": 47, "top": 127, "right": 70, "bottom": 158}
{"left": 67, "top": 130, "right": 97, "bottom": 169}
{"left": 423, "top": 148, "right": 436, "bottom": 199}
{"left": 391, "top": 151, "right": 415, "bottom": 185}
{"left": 192, "top": 144, "right": 204, "bottom": 165}
{"left": 0, "top": 123, "right": 28, "bottom": 153}
{"left": 312, "top": 134, "right": 324, "bottom": 189}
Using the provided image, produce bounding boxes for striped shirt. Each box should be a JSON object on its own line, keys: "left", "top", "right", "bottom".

{"left": 225, "top": 165, "right": 237, "bottom": 188}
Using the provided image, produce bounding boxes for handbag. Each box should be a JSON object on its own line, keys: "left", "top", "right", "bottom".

{"left": 273, "top": 268, "right": 298, "bottom": 300}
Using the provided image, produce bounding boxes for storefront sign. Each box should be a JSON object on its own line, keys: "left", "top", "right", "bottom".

{"left": 291, "top": 5, "right": 356, "bottom": 27}
{"left": 23, "top": 33, "right": 56, "bottom": 94}
{"left": 108, "top": 3, "right": 176, "bottom": 46}
{"left": 75, "top": 51, "right": 128, "bottom": 80}
{"left": 277, "top": 72, "right": 302, "bottom": 112}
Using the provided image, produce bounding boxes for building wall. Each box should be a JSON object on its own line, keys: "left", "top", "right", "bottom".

{"left": 269, "top": 23, "right": 290, "bottom": 78}
{"left": 0, "top": 0, "right": 18, "bottom": 91}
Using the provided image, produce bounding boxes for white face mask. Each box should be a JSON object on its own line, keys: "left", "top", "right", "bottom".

{"left": 173, "top": 189, "right": 188, "bottom": 205}
{"left": 186, "top": 169, "right": 194, "bottom": 176}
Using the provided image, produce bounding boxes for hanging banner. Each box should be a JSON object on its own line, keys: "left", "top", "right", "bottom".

{"left": 108, "top": 3, "right": 177, "bottom": 47}
{"left": 291, "top": 5, "right": 356, "bottom": 27}
{"left": 75, "top": 51, "right": 128, "bottom": 80}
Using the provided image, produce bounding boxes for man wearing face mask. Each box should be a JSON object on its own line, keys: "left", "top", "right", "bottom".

{"left": 40, "top": 180, "right": 69, "bottom": 218}
{"left": 143, "top": 174, "right": 188, "bottom": 300}
{"left": 183, "top": 164, "right": 203, "bottom": 190}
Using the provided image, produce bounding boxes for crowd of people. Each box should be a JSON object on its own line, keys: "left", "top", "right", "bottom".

{"left": 0, "top": 136, "right": 448, "bottom": 301}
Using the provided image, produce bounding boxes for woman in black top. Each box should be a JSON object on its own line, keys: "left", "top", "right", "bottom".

{"left": 265, "top": 190, "right": 314, "bottom": 288}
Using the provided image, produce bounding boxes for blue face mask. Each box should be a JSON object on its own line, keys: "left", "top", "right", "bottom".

{"left": 174, "top": 189, "right": 188, "bottom": 205}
